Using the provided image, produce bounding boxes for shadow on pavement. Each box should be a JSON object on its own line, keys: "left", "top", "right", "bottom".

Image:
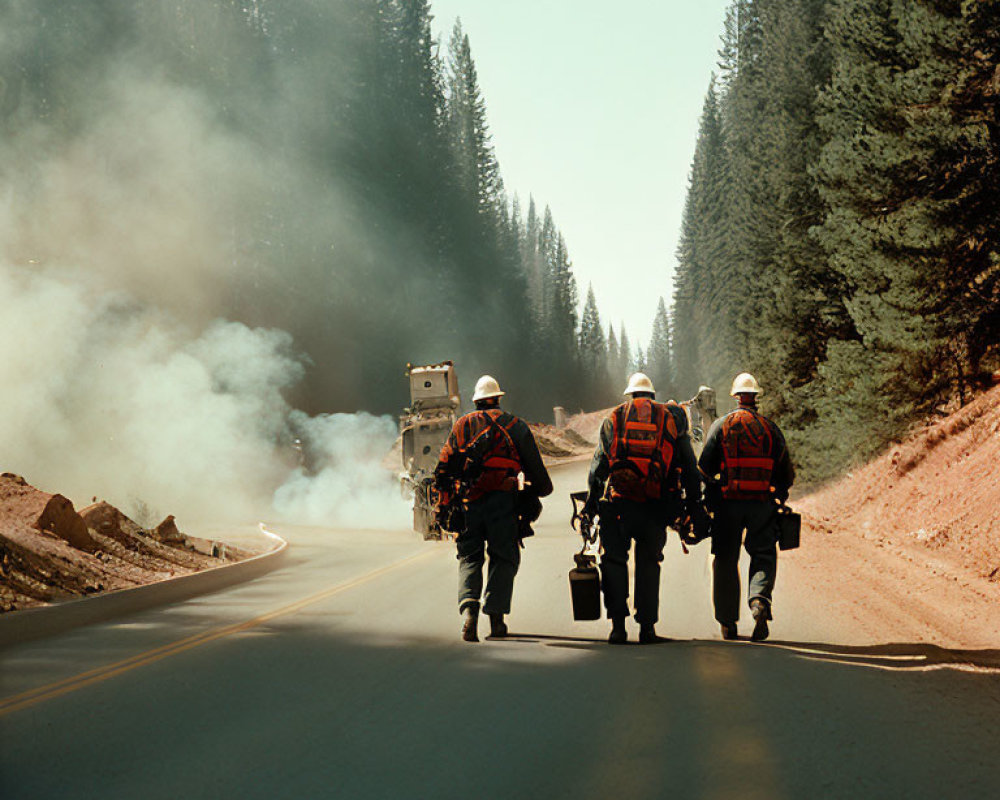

{"left": 502, "top": 632, "right": 607, "bottom": 645}
{"left": 5, "top": 613, "right": 1000, "bottom": 800}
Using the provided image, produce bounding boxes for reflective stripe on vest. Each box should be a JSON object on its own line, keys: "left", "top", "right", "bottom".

{"left": 720, "top": 408, "right": 775, "bottom": 500}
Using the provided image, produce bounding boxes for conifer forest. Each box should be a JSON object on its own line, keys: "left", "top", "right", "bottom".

{"left": 3, "top": 0, "right": 998, "bottom": 484}
{"left": 674, "top": 0, "right": 999, "bottom": 481}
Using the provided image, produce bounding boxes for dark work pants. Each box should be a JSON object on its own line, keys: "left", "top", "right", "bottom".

{"left": 456, "top": 491, "right": 520, "bottom": 616}
{"left": 711, "top": 499, "right": 779, "bottom": 625}
{"left": 599, "top": 499, "right": 675, "bottom": 626}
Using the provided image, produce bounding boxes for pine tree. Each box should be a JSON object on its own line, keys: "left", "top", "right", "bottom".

{"left": 606, "top": 323, "right": 621, "bottom": 398}
{"left": 647, "top": 297, "right": 674, "bottom": 399}
{"left": 538, "top": 206, "right": 558, "bottom": 329}
{"left": 549, "top": 232, "right": 580, "bottom": 396}
{"left": 619, "top": 326, "right": 633, "bottom": 381}
{"left": 634, "top": 345, "right": 647, "bottom": 374}
{"left": 930, "top": 0, "right": 1000, "bottom": 388}
{"left": 671, "top": 0, "right": 999, "bottom": 481}
{"left": 445, "top": 19, "right": 502, "bottom": 234}
{"left": 522, "top": 195, "right": 545, "bottom": 323}
{"left": 752, "top": 0, "right": 852, "bottom": 424}
{"left": 672, "top": 77, "right": 733, "bottom": 398}
{"left": 578, "top": 285, "right": 608, "bottom": 408}
{"left": 811, "top": 0, "right": 981, "bottom": 445}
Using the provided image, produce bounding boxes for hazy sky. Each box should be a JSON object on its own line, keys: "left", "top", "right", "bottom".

{"left": 430, "top": 1, "right": 731, "bottom": 355}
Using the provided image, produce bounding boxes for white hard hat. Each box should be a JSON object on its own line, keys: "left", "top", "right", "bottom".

{"left": 624, "top": 372, "right": 655, "bottom": 396}
{"left": 472, "top": 375, "right": 505, "bottom": 402}
{"left": 730, "top": 372, "right": 761, "bottom": 396}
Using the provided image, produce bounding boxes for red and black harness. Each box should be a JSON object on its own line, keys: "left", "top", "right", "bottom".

{"left": 606, "top": 397, "right": 679, "bottom": 502}
{"left": 441, "top": 409, "right": 522, "bottom": 503}
{"left": 719, "top": 407, "right": 776, "bottom": 500}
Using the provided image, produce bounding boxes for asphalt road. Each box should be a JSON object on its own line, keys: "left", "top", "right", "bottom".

{"left": 2, "top": 461, "right": 999, "bottom": 799}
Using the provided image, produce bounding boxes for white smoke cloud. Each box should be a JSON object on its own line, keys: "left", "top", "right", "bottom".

{"left": 0, "top": 262, "right": 408, "bottom": 528}
{"left": 0, "top": 15, "right": 412, "bottom": 532}
{"left": 273, "top": 411, "right": 408, "bottom": 529}
{"left": 4, "top": 70, "right": 274, "bottom": 321}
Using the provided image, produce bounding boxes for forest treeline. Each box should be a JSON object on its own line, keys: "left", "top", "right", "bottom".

{"left": 7, "top": 1, "right": 991, "bottom": 483}
{"left": 673, "top": 0, "right": 999, "bottom": 481}
{"left": 0, "top": 0, "right": 658, "bottom": 419}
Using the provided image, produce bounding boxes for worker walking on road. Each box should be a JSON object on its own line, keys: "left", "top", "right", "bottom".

{"left": 699, "top": 373, "right": 795, "bottom": 642}
{"left": 583, "top": 373, "right": 702, "bottom": 644}
{"left": 434, "top": 375, "right": 552, "bottom": 643}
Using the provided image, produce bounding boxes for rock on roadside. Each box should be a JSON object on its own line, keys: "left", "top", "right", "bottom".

{"left": 1, "top": 473, "right": 95, "bottom": 552}
{"left": 0, "top": 474, "right": 247, "bottom": 613}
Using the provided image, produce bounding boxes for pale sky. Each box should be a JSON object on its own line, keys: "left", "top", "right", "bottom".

{"left": 430, "top": 1, "right": 732, "bottom": 351}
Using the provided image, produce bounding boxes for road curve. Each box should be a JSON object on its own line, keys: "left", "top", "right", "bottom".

{"left": 1, "top": 461, "right": 998, "bottom": 799}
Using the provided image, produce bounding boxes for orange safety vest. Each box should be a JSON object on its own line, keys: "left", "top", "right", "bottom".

{"left": 450, "top": 409, "right": 522, "bottom": 501}
{"left": 607, "top": 397, "right": 679, "bottom": 502}
{"left": 719, "top": 408, "right": 775, "bottom": 500}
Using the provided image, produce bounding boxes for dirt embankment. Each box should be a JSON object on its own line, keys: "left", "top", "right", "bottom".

{"left": 388, "top": 409, "right": 605, "bottom": 469}
{"left": 530, "top": 418, "right": 598, "bottom": 462}
{"left": 797, "top": 384, "right": 1000, "bottom": 648}
{"left": 0, "top": 473, "right": 251, "bottom": 613}
{"left": 526, "top": 408, "right": 607, "bottom": 464}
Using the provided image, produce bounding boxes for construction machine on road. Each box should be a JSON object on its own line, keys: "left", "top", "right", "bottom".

{"left": 399, "top": 361, "right": 460, "bottom": 539}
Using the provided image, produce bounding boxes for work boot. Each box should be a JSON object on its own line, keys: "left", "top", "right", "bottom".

{"left": 638, "top": 623, "right": 669, "bottom": 644}
{"left": 720, "top": 622, "right": 738, "bottom": 641}
{"left": 461, "top": 608, "right": 479, "bottom": 642}
{"left": 608, "top": 617, "right": 627, "bottom": 645}
{"left": 488, "top": 613, "right": 508, "bottom": 639}
{"left": 750, "top": 599, "right": 770, "bottom": 642}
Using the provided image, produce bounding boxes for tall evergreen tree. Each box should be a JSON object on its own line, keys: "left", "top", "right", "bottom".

{"left": 445, "top": 19, "right": 502, "bottom": 235}
{"left": 607, "top": 323, "right": 621, "bottom": 397}
{"left": 672, "top": 78, "right": 732, "bottom": 398}
{"left": 634, "top": 345, "right": 647, "bottom": 374}
{"left": 673, "top": 0, "right": 999, "bottom": 481}
{"left": 809, "top": 0, "right": 992, "bottom": 462}
{"left": 578, "top": 285, "right": 608, "bottom": 407}
{"left": 619, "top": 326, "right": 633, "bottom": 382}
{"left": 647, "top": 297, "right": 674, "bottom": 398}
{"left": 548, "top": 232, "right": 581, "bottom": 397}
{"left": 522, "top": 195, "right": 545, "bottom": 322}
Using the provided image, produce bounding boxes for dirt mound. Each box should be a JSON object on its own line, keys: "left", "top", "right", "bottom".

{"left": 564, "top": 409, "right": 608, "bottom": 444}
{"left": 801, "top": 384, "right": 1000, "bottom": 586}
{"left": 527, "top": 409, "right": 611, "bottom": 463}
{"left": 561, "top": 427, "right": 594, "bottom": 448}
{"left": 529, "top": 421, "right": 597, "bottom": 462}
{"left": 1, "top": 473, "right": 95, "bottom": 552}
{"left": 0, "top": 476, "right": 247, "bottom": 613}
{"left": 388, "top": 409, "right": 603, "bottom": 473}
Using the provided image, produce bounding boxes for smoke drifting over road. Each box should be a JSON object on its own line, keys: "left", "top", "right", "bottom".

{"left": 0, "top": 3, "right": 412, "bottom": 527}
{"left": 274, "top": 412, "right": 406, "bottom": 528}
{"left": 0, "top": 263, "right": 408, "bottom": 527}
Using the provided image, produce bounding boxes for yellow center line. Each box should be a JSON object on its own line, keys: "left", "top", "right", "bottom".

{"left": 1, "top": 548, "right": 437, "bottom": 717}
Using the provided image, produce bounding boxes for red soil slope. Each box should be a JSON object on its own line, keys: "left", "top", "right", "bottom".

{"left": 797, "top": 384, "right": 999, "bottom": 648}
{"left": 803, "top": 384, "right": 1000, "bottom": 583}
